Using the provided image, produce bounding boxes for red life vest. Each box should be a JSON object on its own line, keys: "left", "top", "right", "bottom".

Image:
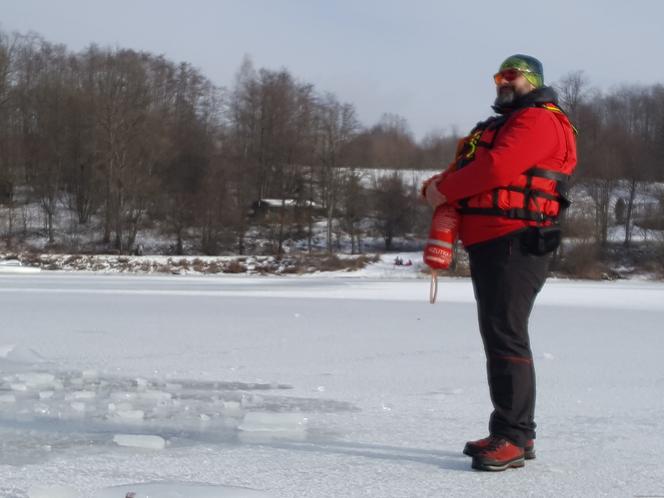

{"left": 437, "top": 101, "right": 577, "bottom": 246}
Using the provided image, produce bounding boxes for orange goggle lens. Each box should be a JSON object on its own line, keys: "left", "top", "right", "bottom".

{"left": 493, "top": 68, "right": 522, "bottom": 85}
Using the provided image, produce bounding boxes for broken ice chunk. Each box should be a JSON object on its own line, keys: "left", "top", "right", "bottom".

{"left": 111, "top": 409, "right": 145, "bottom": 421}
{"left": 70, "top": 402, "right": 87, "bottom": 412}
{"left": 238, "top": 412, "right": 308, "bottom": 442}
{"left": 82, "top": 369, "right": 98, "bottom": 379}
{"left": 112, "top": 434, "right": 166, "bottom": 450}
{"left": 17, "top": 372, "right": 56, "bottom": 389}
{"left": 221, "top": 401, "right": 244, "bottom": 418}
{"left": 66, "top": 391, "right": 96, "bottom": 401}
{"left": 137, "top": 390, "right": 172, "bottom": 402}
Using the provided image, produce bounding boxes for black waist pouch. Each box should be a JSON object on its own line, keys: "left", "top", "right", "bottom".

{"left": 521, "top": 226, "right": 561, "bottom": 255}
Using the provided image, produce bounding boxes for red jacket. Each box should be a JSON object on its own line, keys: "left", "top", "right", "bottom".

{"left": 436, "top": 98, "right": 577, "bottom": 247}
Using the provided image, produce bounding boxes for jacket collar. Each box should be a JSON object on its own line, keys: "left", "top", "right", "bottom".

{"left": 492, "top": 86, "right": 559, "bottom": 115}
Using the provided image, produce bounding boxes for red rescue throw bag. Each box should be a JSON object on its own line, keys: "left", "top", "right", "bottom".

{"left": 423, "top": 204, "right": 459, "bottom": 303}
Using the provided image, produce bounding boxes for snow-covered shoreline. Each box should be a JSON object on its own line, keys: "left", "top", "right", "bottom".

{"left": 2, "top": 250, "right": 663, "bottom": 282}
{"left": 0, "top": 252, "right": 389, "bottom": 277}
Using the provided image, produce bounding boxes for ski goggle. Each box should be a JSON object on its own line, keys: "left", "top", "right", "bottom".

{"left": 493, "top": 68, "right": 533, "bottom": 85}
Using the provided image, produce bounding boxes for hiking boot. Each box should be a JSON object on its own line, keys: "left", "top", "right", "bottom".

{"left": 471, "top": 436, "right": 525, "bottom": 471}
{"left": 464, "top": 435, "right": 535, "bottom": 459}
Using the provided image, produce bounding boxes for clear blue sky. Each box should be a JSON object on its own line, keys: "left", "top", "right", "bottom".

{"left": 3, "top": 0, "right": 663, "bottom": 139}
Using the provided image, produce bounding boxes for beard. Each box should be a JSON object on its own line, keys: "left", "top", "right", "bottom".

{"left": 494, "top": 86, "right": 516, "bottom": 107}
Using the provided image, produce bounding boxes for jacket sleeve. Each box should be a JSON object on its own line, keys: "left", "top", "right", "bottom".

{"left": 436, "top": 108, "right": 560, "bottom": 203}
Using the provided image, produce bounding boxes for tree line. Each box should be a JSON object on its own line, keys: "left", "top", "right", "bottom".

{"left": 556, "top": 72, "right": 664, "bottom": 248}
{"left": 0, "top": 30, "right": 456, "bottom": 254}
{"left": 0, "top": 29, "right": 663, "bottom": 257}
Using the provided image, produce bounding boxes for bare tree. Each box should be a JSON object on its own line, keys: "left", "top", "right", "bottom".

{"left": 62, "top": 46, "right": 105, "bottom": 226}
{"left": 95, "top": 49, "right": 154, "bottom": 252}
{"left": 339, "top": 168, "right": 366, "bottom": 253}
{"left": 417, "top": 128, "right": 459, "bottom": 170}
{"left": 606, "top": 86, "right": 654, "bottom": 245}
{"left": 556, "top": 71, "right": 589, "bottom": 122}
{"left": 315, "top": 93, "right": 359, "bottom": 252}
{"left": 373, "top": 172, "right": 412, "bottom": 251}
{"left": 0, "top": 31, "right": 20, "bottom": 246}
{"left": 13, "top": 37, "right": 71, "bottom": 244}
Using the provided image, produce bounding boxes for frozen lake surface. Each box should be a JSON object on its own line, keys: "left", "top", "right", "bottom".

{"left": 1, "top": 272, "right": 663, "bottom": 497}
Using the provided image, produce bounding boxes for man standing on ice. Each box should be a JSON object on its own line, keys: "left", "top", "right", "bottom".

{"left": 422, "top": 55, "right": 577, "bottom": 471}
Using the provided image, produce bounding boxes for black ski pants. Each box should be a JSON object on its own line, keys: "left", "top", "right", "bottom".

{"left": 468, "top": 229, "right": 551, "bottom": 447}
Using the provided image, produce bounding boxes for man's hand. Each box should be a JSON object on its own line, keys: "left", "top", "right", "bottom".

{"left": 424, "top": 180, "right": 447, "bottom": 209}
{"left": 420, "top": 174, "right": 441, "bottom": 198}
